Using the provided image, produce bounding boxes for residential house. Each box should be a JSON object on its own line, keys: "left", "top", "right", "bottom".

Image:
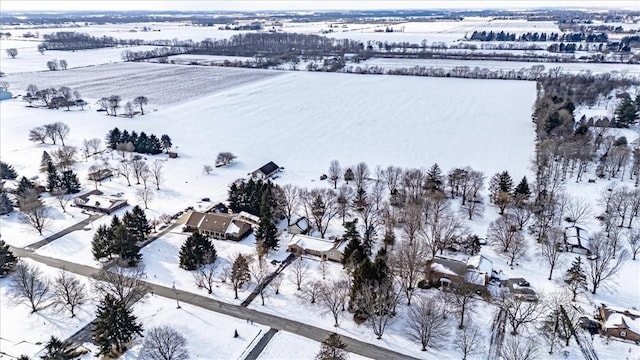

{"left": 287, "top": 234, "right": 345, "bottom": 262}
{"left": 599, "top": 304, "right": 640, "bottom": 342}
{"left": 74, "top": 190, "right": 128, "bottom": 214}
{"left": 238, "top": 211, "right": 260, "bottom": 227}
{"left": 184, "top": 211, "right": 252, "bottom": 241}
{"left": 425, "top": 256, "right": 492, "bottom": 291}
{"left": 252, "top": 161, "right": 280, "bottom": 180}
{"left": 564, "top": 226, "right": 591, "bottom": 255}
{"left": 288, "top": 216, "right": 310, "bottom": 235}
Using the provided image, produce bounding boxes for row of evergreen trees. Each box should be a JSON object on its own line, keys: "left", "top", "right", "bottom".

{"left": 105, "top": 127, "right": 172, "bottom": 155}
{"left": 45, "top": 161, "right": 81, "bottom": 195}
{"left": 469, "top": 30, "right": 607, "bottom": 43}
{"left": 91, "top": 206, "right": 150, "bottom": 266}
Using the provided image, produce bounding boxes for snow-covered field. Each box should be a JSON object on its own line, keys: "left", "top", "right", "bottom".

{"left": 3, "top": 62, "right": 281, "bottom": 107}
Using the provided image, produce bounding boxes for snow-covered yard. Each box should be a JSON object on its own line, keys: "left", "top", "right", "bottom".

{"left": 257, "top": 330, "right": 372, "bottom": 360}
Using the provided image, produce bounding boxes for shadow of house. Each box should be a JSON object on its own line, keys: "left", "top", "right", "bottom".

{"left": 564, "top": 226, "right": 592, "bottom": 255}
{"left": 599, "top": 304, "right": 640, "bottom": 343}
{"left": 252, "top": 161, "right": 280, "bottom": 180}
{"left": 184, "top": 211, "right": 252, "bottom": 241}
{"left": 288, "top": 216, "right": 310, "bottom": 235}
{"left": 287, "top": 234, "right": 345, "bottom": 262}
{"left": 73, "top": 190, "right": 128, "bottom": 214}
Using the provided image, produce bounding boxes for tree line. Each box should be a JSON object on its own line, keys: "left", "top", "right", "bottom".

{"left": 468, "top": 30, "right": 608, "bottom": 43}
{"left": 105, "top": 127, "right": 170, "bottom": 155}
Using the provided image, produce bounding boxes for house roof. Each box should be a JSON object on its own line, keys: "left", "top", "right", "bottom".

{"left": 185, "top": 211, "right": 251, "bottom": 238}
{"left": 464, "top": 269, "right": 486, "bottom": 286}
{"left": 198, "top": 213, "right": 233, "bottom": 234}
{"left": 467, "top": 255, "right": 493, "bottom": 274}
{"left": 185, "top": 211, "right": 206, "bottom": 228}
{"left": 605, "top": 313, "right": 640, "bottom": 334}
{"left": 430, "top": 257, "right": 467, "bottom": 278}
{"left": 75, "top": 193, "right": 126, "bottom": 211}
{"left": 256, "top": 161, "right": 279, "bottom": 176}
{"left": 288, "top": 234, "right": 338, "bottom": 253}
{"left": 565, "top": 226, "right": 590, "bottom": 249}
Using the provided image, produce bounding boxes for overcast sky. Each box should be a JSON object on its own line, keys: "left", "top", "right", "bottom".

{"left": 2, "top": 0, "right": 639, "bottom": 12}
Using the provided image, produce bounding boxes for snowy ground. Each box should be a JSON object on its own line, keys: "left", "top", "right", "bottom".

{"left": 0, "top": 258, "right": 96, "bottom": 359}
{"left": 257, "top": 330, "right": 372, "bottom": 360}
{"left": 78, "top": 295, "right": 268, "bottom": 359}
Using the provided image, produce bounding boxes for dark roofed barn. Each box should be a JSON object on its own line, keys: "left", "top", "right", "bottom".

{"left": 252, "top": 161, "right": 280, "bottom": 180}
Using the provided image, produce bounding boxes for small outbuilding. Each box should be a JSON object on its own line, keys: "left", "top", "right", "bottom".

{"left": 287, "top": 234, "right": 345, "bottom": 262}
{"left": 252, "top": 161, "right": 280, "bottom": 180}
{"left": 564, "top": 226, "right": 591, "bottom": 255}
{"left": 288, "top": 216, "right": 310, "bottom": 235}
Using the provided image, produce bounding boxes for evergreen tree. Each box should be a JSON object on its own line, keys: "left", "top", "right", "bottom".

{"left": 46, "top": 162, "right": 60, "bottom": 193}
{"left": 316, "top": 333, "right": 348, "bottom": 360}
{"left": 160, "top": 134, "right": 172, "bottom": 153}
{"left": 0, "top": 161, "right": 18, "bottom": 180}
{"left": 343, "top": 168, "right": 354, "bottom": 184}
{"left": 564, "top": 256, "right": 587, "bottom": 301}
{"left": 179, "top": 232, "right": 217, "bottom": 270}
{"left": 92, "top": 224, "right": 114, "bottom": 261}
{"left": 0, "top": 192, "right": 14, "bottom": 215}
{"left": 425, "top": 163, "right": 444, "bottom": 193}
{"left": 40, "top": 151, "right": 52, "bottom": 173}
{"left": 106, "top": 127, "right": 122, "bottom": 149}
{"left": 256, "top": 189, "right": 279, "bottom": 252}
{"left": 498, "top": 171, "right": 514, "bottom": 193}
{"left": 0, "top": 240, "right": 18, "bottom": 276}
{"left": 17, "top": 176, "right": 35, "bottom": 196}
{"left": 615, "top": 94, "right": 639, "bottom": 128}
{"left": 123, "top": 206, "right": 151, "bottom": 242}
{"left": 40, "top": 335, "right": 78, "bottom": 360}
{"left": 60, "top": 170, "right": 81, "bottom": 194}
{"left": 513, "top": 176, "right": 531, "bottom": 204}
{"left": 93, "top": 294, "right": 143, "bottom": 356}
{"left": 341, "top": 220, "right": 364, "bottom": 268}
{"left": 148, "top": 134, "right": 163, "bottom": 154}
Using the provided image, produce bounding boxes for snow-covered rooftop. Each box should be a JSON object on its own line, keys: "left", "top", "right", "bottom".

{"left": 467, "top": 255, "right": 493, "bottom": 274}
{"left": 288, "top": 234, "right": 337, "bottom": 252}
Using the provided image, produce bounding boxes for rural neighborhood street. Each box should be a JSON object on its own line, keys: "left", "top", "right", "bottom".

{"left": 10, "top": 246, "right": 419, "bottom": 360}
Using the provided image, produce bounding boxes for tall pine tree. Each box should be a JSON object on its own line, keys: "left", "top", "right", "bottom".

{"left": 179, "top": 232, "right": 217, "bottom": 270}
{"left": 60, "top": 170, "right": 81, "bottom": 194}
{"left": 93, "top": 294, "right": 143, "bottom": 356}
{"left": 256, "top": 190, "right": 279, "bottom": 252}
{"left": 341, "top": 220, "right": 364, "bottom": 269}
{"left": 0, "top": 192, "right": 14, "bottom": 215}
{"left": 564, "top": 256, "right": 587, "bottom": 301}
{"left": 40, "top": 336, "right": 78, "bottom": 360}
{"left": 0, "top": 240, "right": 17, "bottom": 276}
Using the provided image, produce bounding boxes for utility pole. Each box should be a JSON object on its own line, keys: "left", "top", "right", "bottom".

{"left": 172, "top": 281, "right": 181, "bottom": 309}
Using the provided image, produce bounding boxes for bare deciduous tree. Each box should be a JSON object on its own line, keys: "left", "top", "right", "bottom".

{"left": 53, "top": 191, "right": 71, "bottom": 213}
{"left": 281, "top": 184, "right": 299, "bottom": 226}
{"left": 353, "top": 162, "right": 370, "bottom": 191}
{"left": 51, "top": 145, "right": 77, "bottom": 171}
{"left": 626, "top": 227, "right": 640, "bottom": 260}
{"left": 299, "top": 280, "right": 323, "bottom": 304}
{"left": 194, "top": 262, "right": 218, "bottom": 295}
{"left": 420, "top": 210, "right": 468, "bottom": 257}
{"left": 488, "top": 215, "right": 519, "bottom": 252}
{"left": 20, "top": 200, "right": 53, "bottom": 235}
{"left": 202, "top": 164, "right": 213, "bottom": 175}
{"left": 405, "top": 295, "right": 449, "bottom": 351}
{"left": 288, "top": 257, "right": 309, "bottom": 291}
{"left": 116, "top": 142, "right": 134, "bottom": 159}
{"left": 269, "top": 273, "right": 283, "bottom": 295}
{"left": 445, "top": 282, "right": 478, "bottom": 329}
{"left": 301, "top": 188, "right": 339, "bottom": 238}
{"left": 454, "top": 323, "right": 485, "bottom": 360}
{"left": 357, "top": 279, "right": 402, "bottom": 340}
{"left": 501, "top": 336, "right": 539, "bottom": 360}
{"left": 131, "top": 158, "right": 146, "bottom": 185}
{"left": 137, "top": 188, "right": 154, "bottom": 209}
{"left": 29, "top": 126, "right": 47, "bottom": 143}
{"left": 10, "top": 261, "right": 50, "bottom": 313}
{"left": 540, "top": 227, "right": 565, "bottom": 280}
{"left": 52, "top": 270, "right": 87, "bottom": 317}
{"left": 564, "top": 196, "right": 593, "bottom": 225}
{"left": 139, "top": 164, "right": 151, "bottom": 189}
{"left": 586, "top": 232, "right": 629, "bottom": 294}
{"left": 91, "top": 266, "right": 149, "bottom": 307}
{"left": 328, "top": 160, "right": 341, "bottom": 189}
{"left": 53, "top": 122, "right": 70, "bottom": 146}
{"left": 317, "top": 279, "right": 349, "bottom": 327}
{"left": 498, "top": 294, "right": 545, "bottom": 335}
{"left": 390, "top": 240, "right": 426, "bottom": 305}
{"left": 118, "top": 159, "right": 133, "bottom": 186}
{"left": 249, "top": 262, "right": 269, "bottom": 305}
{"left": 140, "top": 326, "right": 189, "bottom": 360}
{"left": 151, "top": 160, "right": 164, "bottom": 190}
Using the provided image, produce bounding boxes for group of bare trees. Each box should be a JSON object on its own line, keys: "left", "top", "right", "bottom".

{"left": 116, "top": 155, "right": 164, "bottom": 208}
{"left": 9, "top": 261, "right": 87, "bottom": 317}
{"left": 24, "top": 84, "right": 84, "bottom": 109}
{"left": 28, "top": 122, "right": 71, "bottom": 146}
{"left": 98, "top": 95, "right": 148, "bottom": 117}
